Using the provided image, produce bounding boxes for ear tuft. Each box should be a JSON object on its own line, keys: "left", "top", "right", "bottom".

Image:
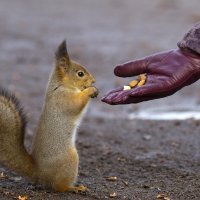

{"left": 55, "top": 40, "right": 70, "bottom": 63}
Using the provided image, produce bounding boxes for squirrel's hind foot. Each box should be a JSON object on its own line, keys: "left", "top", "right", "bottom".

{"left": 56, "top": 184, "right": 88, "bottom": 193}
{"left": 70, "top": 185, "right": 88, "bottom": 193}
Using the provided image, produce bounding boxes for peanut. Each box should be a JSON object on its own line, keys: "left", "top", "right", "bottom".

{"left": 129, "top": 80, "right": 138, "bottom": 88}
{"left": 137, "top": 79, "right": 145, "bottom": 86}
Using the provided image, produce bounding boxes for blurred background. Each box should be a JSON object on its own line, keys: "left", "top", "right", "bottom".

{"left": 1, "top": 0, "right": 200, "bottom": 126}
{"left": 1, "top": 1, "right": 200, "bottom": 199}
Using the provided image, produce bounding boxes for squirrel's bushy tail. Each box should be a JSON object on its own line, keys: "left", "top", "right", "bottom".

{"left": 0, "top": 88, "right": 34, "bottom": 178}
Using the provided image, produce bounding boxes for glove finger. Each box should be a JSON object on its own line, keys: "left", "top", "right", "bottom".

{"left": 101, "top": 93, "right": 119, "bottom": 104}
{"left": 112, "top": 95, "right": 157, "bottom": 104}
{"left": 114, "top": 58, "right": 148, "bottom": 77}
{"left": 109, "top": 90, "right": 132, "bottom": 102}
{"left": 102, "top": 88, "right": 168, "bottom": 105}
{"left": 101, "top": 87, "right": 123, "bottom": 101}
{"left": 114, "top": 50, "right": 174, "bottom": 78}
{"left": 129, "top": 81, "right": 172, "bottom": 97}
{"left": 101, "top": 89, "right": 131, "bottom": 104}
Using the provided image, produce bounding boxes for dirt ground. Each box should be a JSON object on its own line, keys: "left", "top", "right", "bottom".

{"left": 1, "top": 0, "right": 200, "bottom": 199}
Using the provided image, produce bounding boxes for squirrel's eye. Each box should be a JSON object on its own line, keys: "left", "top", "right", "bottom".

{"left": 77, "top": 71, "right": 84, "bottom": 77}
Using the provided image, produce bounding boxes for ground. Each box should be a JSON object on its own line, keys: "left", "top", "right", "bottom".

{"left": 1, "top": 0, "right": 200, "bottom": 199}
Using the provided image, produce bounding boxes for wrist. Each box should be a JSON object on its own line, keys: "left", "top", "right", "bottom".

{"left": 177, "top": 23, "right": 200, "bottom": 55}
{"left": 179, "top": 47, "right": 200, "bottom": 58}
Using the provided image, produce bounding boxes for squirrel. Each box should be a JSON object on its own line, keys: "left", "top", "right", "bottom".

{"left": 0, "top": 40, "right": 98, "bottom": 192}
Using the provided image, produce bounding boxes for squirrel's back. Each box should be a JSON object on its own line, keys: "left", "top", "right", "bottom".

{"left": 0, "top": 88, "right": 34, "bottom": 177}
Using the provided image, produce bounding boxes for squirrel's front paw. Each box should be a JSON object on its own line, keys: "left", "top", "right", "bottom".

{"left": 90, "top": 87, "right": 99, "bottom": 98}
{"left": 85, "top": 86, "right": 99, "bottom": 98}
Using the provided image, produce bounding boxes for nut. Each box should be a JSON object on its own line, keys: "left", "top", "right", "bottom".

{"left": 123, "top": 85, "right": 131, "bottom": 90}
{"left": 129, "top": 80, "right": 138, "bottom": 88}
{"left": 137, "top": 79, "right": 145, "bottom": 86}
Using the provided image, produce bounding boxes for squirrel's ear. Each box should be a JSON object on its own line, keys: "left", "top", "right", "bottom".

{"left": 55, "top": 40, "right": 70, "bottom": 68}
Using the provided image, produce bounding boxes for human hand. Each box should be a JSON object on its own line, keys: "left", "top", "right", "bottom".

{"left": 102, "top": 49, "right": 200, "bottom": 105}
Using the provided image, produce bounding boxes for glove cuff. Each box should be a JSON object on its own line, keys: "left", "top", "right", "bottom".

{"left": 177, "top": 23, "right": 200, "bottom": 55}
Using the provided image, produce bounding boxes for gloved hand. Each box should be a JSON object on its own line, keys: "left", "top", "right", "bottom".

{"left": 101, "top": 48, "right": 200, "bottom": 105}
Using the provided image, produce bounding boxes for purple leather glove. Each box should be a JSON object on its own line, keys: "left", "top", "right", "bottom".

{"left": 102, "top": 48, "right": 200, "bottom": 105}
